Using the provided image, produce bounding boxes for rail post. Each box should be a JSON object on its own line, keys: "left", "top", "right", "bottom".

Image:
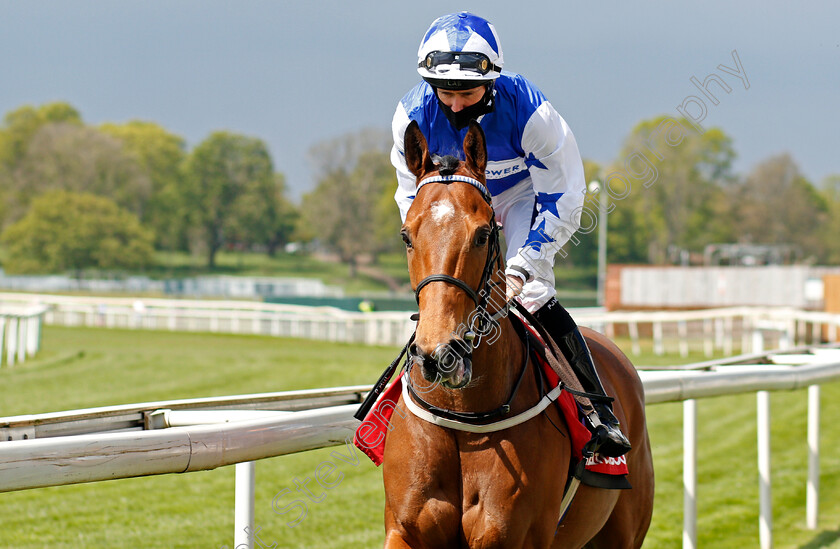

{"left": 683, "top": 398, "right": 697, "bottom": 549}
{"left": 234, "top": 461, "right": 256, "bottom": 549}
{"left": 757, "top": 390, "right": 772, "bottom": 549}
{"left": 807, "top": 384, "right": 820, "bottom": 529}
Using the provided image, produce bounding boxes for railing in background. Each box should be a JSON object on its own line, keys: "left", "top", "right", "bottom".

{"left": 0, "top": 292, "right": 415, "bottom": 346}
{"left": 2, "top": 293, "right": 838, "bottom": 354}
{"left": 0, "top": 305, "right": 48, "bottom": 367}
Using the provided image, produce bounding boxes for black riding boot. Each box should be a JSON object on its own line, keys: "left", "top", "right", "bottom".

{"left": 534, "top": 299, "right": 632, "bottom": 458}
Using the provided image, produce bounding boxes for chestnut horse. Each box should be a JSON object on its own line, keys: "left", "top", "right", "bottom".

{"left": 381, "top": 120, "right": 653, "bottom": 548}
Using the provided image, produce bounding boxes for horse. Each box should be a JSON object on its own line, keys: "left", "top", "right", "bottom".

{"left": 380, "top": 120, "right": 654, "bottom": 548}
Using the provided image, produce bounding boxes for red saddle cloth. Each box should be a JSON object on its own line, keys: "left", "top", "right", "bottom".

{"left": 353, "top": 359, "right": 629, "bottom": 478}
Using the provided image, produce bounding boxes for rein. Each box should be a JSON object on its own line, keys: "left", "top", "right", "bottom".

{"left": 404, "top": 172, "right": 548, "bottom": 429}
{"left": 404, "top": 317, "right": 532, "bottom": 423}
{"left": 402, "top": 314, "right": 567, "bottom": 433}
{"left": 354, "top": 173, "right": 498, "bottom": 422}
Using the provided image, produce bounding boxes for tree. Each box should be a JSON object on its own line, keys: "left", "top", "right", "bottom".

{"left": 563, "top": 158, "right": 603, "bottom": 269}
{"left": 605, "top": 115, "right": 736, "bottom": 263}
{"left": 0, "top": 102, "right": 83, "bottom": 227}
{"left": 0, "top": 102, "right": 82, "bottom": 170}
{"left": 0, "top": 190, "right": 154, "bottom": 274}
{"left": 231, "top": 173, "right": 298, "bottom": 256}
{"left": 0, "top": 163, "right": 11, "bottom": 232}
{"left": 184, "top": 131, "right": 275, "bottom": 268}
{"left": 99, "top": 121, "right": 188, "bottom": 250}
{"left": 302, "top": 128, "right": 396, "bottom": 275}
{"left": 373, "top": 169, "right": 405, "bottom": 257}
{"left": 308, "top": 127, "right": 393, "bottom": 183}
{"left": 10, "top": 123, "right": 151, "bottom": 223}
{"left": 820, "top": 175, "right": 840, "bottom": 265}
{"left": 729, "top": 154, "right": 828, "bottom": 261}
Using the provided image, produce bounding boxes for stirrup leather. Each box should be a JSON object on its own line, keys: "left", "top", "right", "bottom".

{"left": 559, "top": 329, "right": 632, "bottom": 458}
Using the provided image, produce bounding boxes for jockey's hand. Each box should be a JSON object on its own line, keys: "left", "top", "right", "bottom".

{"left": 505, "top": 273, "right": 525, "bottom": 302}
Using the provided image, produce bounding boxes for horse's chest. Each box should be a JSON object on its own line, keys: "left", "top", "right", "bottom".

{"left": 458, "top": 443, "right": 547, "bottom": 503}
{"left": 457, "top": 452, "right": 560, "bottom": 548}
{"left": 386, "top": 412, "right": 568, "bottom": 546}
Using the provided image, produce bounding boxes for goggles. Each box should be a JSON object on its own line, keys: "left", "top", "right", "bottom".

{"left": 420, "top": 51, "right": 501, "bottom": 76}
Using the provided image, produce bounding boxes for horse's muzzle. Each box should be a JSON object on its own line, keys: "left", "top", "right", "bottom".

{"left": 409, "top": 338, "right": 473, "bottom": 389}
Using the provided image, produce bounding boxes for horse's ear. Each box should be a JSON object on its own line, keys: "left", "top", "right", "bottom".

{"left": 403, "top": 120, "right": 435, "bottom": 180}
{"left": 463, "top": 120, "right": 487, "bottom": 178}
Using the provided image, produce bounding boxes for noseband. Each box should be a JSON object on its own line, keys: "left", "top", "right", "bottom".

{"left": 411, "top": 174, "right": 504, "bottom": 322}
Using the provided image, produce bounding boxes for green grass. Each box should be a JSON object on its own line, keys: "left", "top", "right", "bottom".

{"left": 1, "top": 326, "right": 838, "bottom": 548}
{"left": 152, "top": 250, "right": 406, "bottom": 296}
{"left": 153, "top": 250, "right": 599, "bottom": 298}
{"left": 34, "top": 250, "right": 409, "bottom": 297}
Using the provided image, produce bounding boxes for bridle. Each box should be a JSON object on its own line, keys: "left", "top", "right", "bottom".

{"left": 354, "top": 171, "right": 507, "bottom": 421}
{"left": 377, "top": 171, "right": 569, "bottom": 444}
{"left": 411, "top": 174, "right": 507, "bottom": 328}
{"left": 404, "top": 176, "right": 566, "bottom": 430}
{"left": 369, "top": 166, "right": 592, "bottom": 524}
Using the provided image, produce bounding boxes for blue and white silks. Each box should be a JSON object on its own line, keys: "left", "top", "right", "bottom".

{"left": 391, "top": 72, "right": 586, "bottom": 311}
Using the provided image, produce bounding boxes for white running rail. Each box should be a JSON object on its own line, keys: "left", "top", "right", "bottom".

{"left": 1, "top": 345, "right": 839, "bottom": 548}
{"left": 3, "top": 292, "right": 839, "bottom": 352}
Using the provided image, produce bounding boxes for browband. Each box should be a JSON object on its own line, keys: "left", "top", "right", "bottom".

{"left": 416, "top": 175, "right": 492, "bottom": 205}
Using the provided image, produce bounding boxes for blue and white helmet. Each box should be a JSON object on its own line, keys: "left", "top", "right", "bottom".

{"left": 417, "top": 12, "right": 504, "bottom": 90}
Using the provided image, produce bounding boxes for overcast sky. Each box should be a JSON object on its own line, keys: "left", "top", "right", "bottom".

{"left": 1, "top": 1, "right": 837, "bottom": 199}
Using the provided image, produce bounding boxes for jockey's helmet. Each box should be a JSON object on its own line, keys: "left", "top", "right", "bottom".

{"left": 417, "top": 12, "right": 504, "bottom": 90}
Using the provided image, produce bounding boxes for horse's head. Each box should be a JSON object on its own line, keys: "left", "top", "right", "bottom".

{"left": 401, "top": 120, "right": 501, "bottom": 389}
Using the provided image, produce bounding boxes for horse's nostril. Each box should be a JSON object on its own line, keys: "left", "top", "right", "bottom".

{"left": 444, "top": 337, "right": 472, "bottom": 359}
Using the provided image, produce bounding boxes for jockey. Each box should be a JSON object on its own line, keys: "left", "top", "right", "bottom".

{"left": 390, "top": 11, "right": 631, "bottom": 458}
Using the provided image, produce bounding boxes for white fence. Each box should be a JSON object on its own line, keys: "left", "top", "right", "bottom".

{"left": 2, "top": 292, "right": 840, "bottom": 353}
{"left": 0, "top": 292, "right": 414, "bottom": 346}
{"left": 1, "top": 344, "right": 839, "bottom": 548}
{"left": 581, "top": 306, "right": 840, "bottom": 358}
{"left": 0, "top": 304, "right": 48, "bottom": 367}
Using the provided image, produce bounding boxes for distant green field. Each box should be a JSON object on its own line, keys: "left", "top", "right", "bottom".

{"left": 1, "top": 326, "right": 838, "bottom": 548}
{"left": 41, "top": 249, "right": 597, "bottom": 299}
{"left": 153, "top": 250, "right": 409, "bottom": 296}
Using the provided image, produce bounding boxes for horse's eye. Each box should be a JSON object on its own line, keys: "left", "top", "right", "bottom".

{"left": 474, "top": 229, "right": 490, "bottom": 247}
{"left": 400, "top": 229, "right": 413, "bottom": 249}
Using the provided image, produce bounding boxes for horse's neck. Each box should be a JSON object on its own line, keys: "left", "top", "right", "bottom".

{"left": 476, "top": 317, "right": 525, "bottom": 396}
{"left": 465, "top": 270, "right": 526, "bottom": 408}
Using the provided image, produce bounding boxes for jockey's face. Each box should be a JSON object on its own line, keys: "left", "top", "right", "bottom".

{"left": 436, "top": 86, "right": 486, "bottom": 113}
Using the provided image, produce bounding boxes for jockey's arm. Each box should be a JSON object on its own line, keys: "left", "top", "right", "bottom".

{"left": 391, "top": 102, "right": 419, "bottom": 224}
{"left": 391, "top": 146, "right": 416, "bottom": 225}
{"left": 504, "top": 102, "right": 587, "bottom": 287}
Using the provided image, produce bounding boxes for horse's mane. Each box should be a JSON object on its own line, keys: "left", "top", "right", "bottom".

{"left": 433, "top": 154, "right": 460, "bottom": 176}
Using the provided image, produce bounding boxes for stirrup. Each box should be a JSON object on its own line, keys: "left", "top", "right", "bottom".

{"left": 582, "top": 425, "right": 632, "bottom": 459}
{"left": 584, "top": 412, "right": 631, "bottom": 458}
